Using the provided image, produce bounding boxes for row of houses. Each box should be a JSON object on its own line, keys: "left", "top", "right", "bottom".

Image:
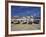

{"left": 11, "top": 16, "right": 40, "bottom": 24}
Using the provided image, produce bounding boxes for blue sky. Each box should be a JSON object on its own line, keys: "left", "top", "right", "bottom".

{"left": 11, "top": 6, "right": 41, "bottom": 17}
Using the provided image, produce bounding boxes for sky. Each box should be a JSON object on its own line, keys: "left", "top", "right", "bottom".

{"left": 11, "top": 6, "right": 41, "bottom": 17}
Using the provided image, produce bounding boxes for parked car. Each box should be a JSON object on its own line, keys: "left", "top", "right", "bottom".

{"left": 21, "top": 20, "right": 27, "bottom": 24}
{"left": 34, "top": 19, "right": 40, "bottom": 24}
{"left": 14, "top": 21, "right": 20, "bottom": 24}
{"left": 11, "top": 19, "right": 20, "bottom": 24}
